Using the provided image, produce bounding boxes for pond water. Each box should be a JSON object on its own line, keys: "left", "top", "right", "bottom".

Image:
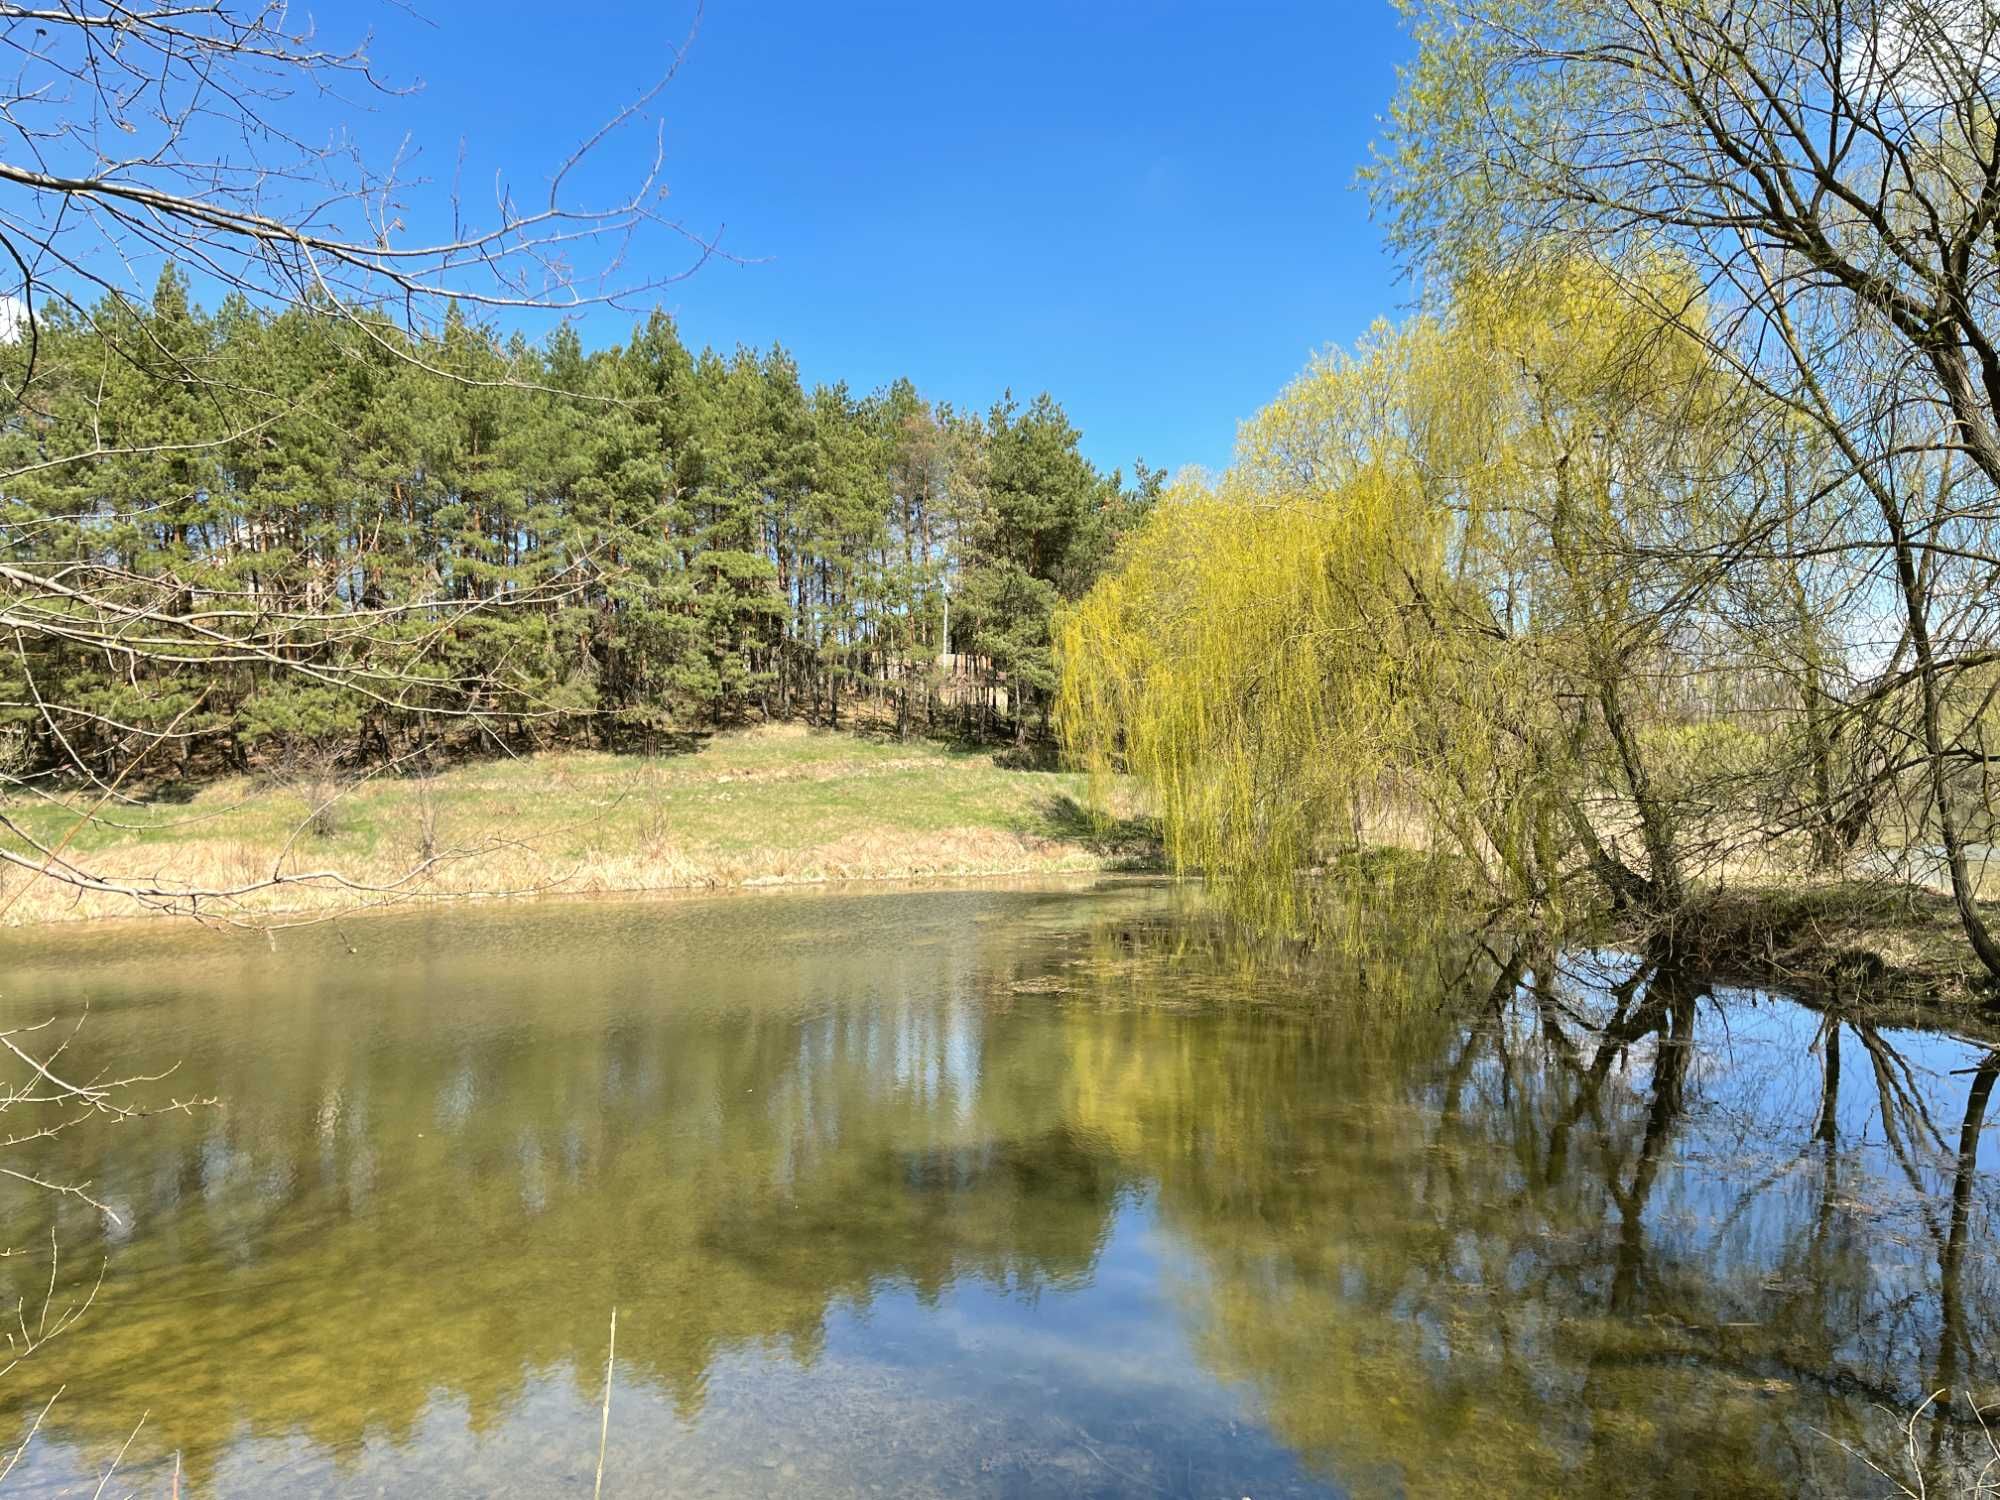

{"left": 0, "top": 881, "right": 1996, "bottom": 1497}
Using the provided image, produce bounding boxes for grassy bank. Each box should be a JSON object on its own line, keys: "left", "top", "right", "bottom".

{"left": 10, "top": 730, "right": 1992, "bottom": 1016}
{"left": 1624, "top": 880, "right": 1997, "bottom": 1010}
{"left": 0, "top": 726, "right": 1163, "bottom": 928}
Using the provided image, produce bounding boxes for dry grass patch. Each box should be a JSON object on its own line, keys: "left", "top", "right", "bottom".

{"left": 1647, "top": 879, "right": 1993, "bottom": 1006}
{"left": 0, "top": 727, "right": 1160, "bottom": 928}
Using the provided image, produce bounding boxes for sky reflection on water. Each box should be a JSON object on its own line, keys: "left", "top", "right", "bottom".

{"left": 0, "top": 884, "right": 1994, "bottom": 1497}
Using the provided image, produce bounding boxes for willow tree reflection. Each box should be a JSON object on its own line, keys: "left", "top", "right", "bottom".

{"left": 1100, "top": 942, "right": 2000, "bottom": 1498}
{"left": 0, "top": 893, "right": 1994, "bottom": 1498}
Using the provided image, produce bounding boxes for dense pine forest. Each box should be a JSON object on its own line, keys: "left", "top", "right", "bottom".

{"left": 0, "top": 268, "right": 1159, "bottom": 784}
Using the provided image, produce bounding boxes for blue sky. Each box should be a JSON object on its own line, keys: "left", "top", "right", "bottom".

{"left": 361, "top": 1, "right": 1413, "bottom": 477}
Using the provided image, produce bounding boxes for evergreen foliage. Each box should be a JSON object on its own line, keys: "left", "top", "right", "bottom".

{"left": 0, "top": 273, "right": 1152, "bottom": 780}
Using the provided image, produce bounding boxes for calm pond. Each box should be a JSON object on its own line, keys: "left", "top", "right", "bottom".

{"left": 0, "top": 880, "right": 1995, "bottom": 1497}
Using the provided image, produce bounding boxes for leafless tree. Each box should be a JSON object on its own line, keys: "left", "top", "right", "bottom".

{"left": 0, "top": 0, "right": 719, "bottom": 918}
{"left": 0, "top": 0, "right": 717, "bottom": 387}
{"left": 1381, "top": 0, "right": 2000, "bottom": 976}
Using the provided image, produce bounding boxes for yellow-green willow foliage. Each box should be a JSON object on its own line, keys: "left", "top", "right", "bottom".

{"left": 1059, "top": 263, "right": 1758, "bottom": 934}
{"left": 1056, "top": 318, "right": 1540, "bottom": 935}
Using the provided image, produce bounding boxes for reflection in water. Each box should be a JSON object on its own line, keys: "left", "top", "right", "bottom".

{"left": 0, "top": 885, "right": 1995, "bottom": 1496}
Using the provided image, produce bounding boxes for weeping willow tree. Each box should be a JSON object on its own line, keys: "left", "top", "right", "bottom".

{"left": 1054, "top": 340, "right": 1545, "bottom": 937}
{"left": 1059, "top": 262, "right": 1786, "bottom": 938}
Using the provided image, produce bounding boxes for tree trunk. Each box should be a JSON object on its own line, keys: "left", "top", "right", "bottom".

{"left": 1884, "top": 506, "right": 2000, "bottom": 979}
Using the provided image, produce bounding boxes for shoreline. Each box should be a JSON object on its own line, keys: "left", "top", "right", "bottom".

{"left": 0, "top": 728, "right": 1166, "bottom": 932}
{"left": 0, "top": 866, "right": 1179, "bottom": 946}
{"left": 8, "top": 724, "right": 1993, "bottom": 1029}
{"left": 6, "top": 849, "right": 1995, "bottom": 1046}
{"left": 1613, "top": 879, "right": 1998, "bottom": 1018}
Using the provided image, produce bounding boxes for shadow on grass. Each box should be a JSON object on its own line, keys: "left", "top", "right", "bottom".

{"left": 1034, "top": 793, "right": 1165, "bottom": 872}
{"left": 835, "top": 714, "right": 1045, "bottom": 766}
{"left": 988, "top": 740, "right": 1061, "bottom": 771}
{"left": 592, "top": 723, "right": 713, "bottom": 761}
{"left": 786, "top": 696, "right": 1063, "bottom": 766}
